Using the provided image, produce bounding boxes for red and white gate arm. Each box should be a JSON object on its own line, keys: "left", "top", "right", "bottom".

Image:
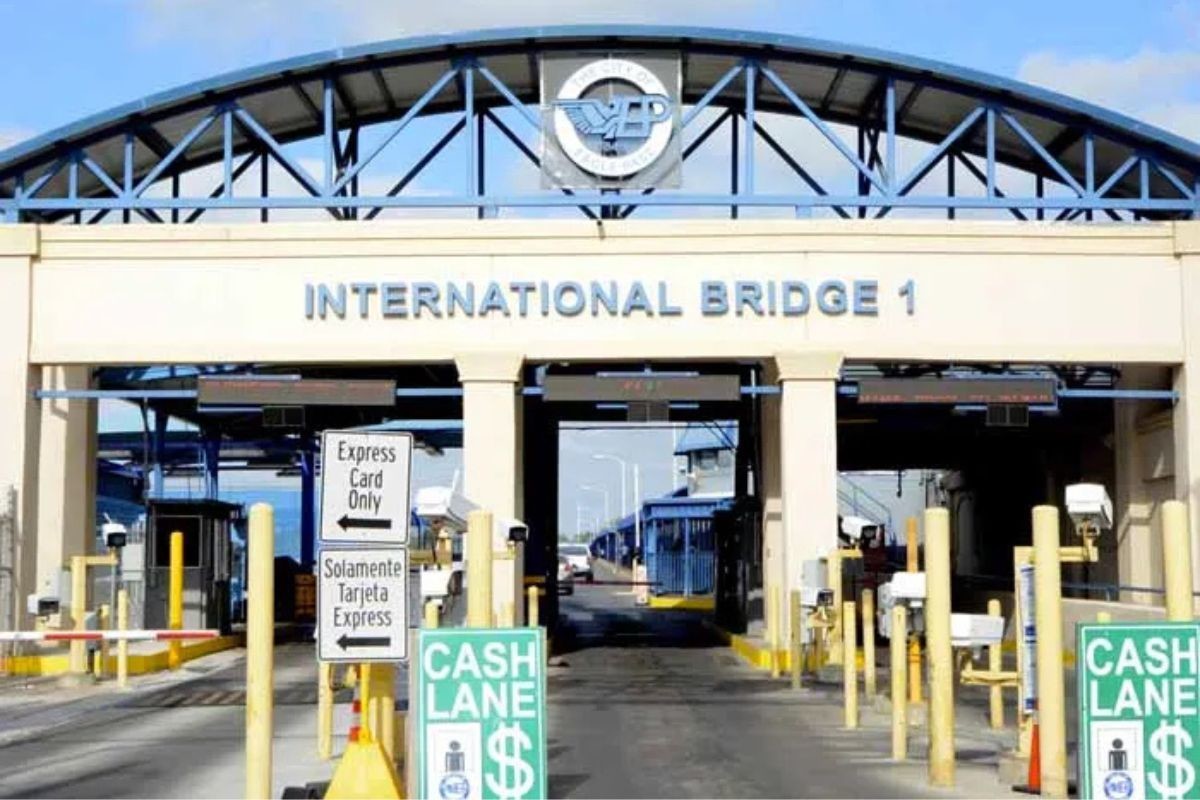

{"left": 0, "top": 629, "right": 219, "bottom": 642}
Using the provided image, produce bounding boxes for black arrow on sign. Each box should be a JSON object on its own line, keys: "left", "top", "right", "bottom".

{"left": 337, "top": 634, "right": 392, "bottom": 650}
{"left": 337, "top": 514, "right": 392, "bottom": 531}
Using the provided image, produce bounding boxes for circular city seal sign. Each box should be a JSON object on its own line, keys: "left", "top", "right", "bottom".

{"left": 552, "top": 58, "right": 674, "bottom": 179}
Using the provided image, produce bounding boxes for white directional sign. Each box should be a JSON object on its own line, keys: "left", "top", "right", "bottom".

{"left": 319, "top": 430, "right": 412, "bottom": 545}
{"left": 318, "top": 547, "right": 408, "bottom": 663}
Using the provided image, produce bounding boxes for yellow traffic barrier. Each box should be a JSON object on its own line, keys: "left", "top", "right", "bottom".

{"left": 891, "top": 604, "right": 908, "bottom": 761}
{"left": 67, "top": 552, "right": 119, "bottom": 676}
{"left": 789, "top": 589, "right": 803, "bottom": 689}
{"left": 862, "top": 588, "right": 876, "bottom": 697}
{"left": 843, "top": 600, "right": 858, "bottom": 729}
{"left": 319, "top": 661, "right": 334, "bottom": 761}
{"left": 1162, "top": 500, "right": 1195, "bottom": 622}
{"left": 94, "top": 604, "right": 110, "bottom": 679}
{"left": 168, "top": 530, "right": 184, "bottom": 671}
{"left": 116, "top": 588, "right": 129, "bottom": 689}
{"left": 925, "top": 507, "right": 954, "bottom": 788}
{"left": 905, "top": 516, "right": 923, "bottom": 705}
{"left": 325, "top": 727, "right": 404, "bottom": 799}
{"left": 424, "top": 600, "right": 439, "bottom": 629}
{"left": 466, "top": 510, "right": 493, "bottom": 628}
{"left": 527, "top": 586, "right": 539, "bottom": 628}
{"left": 1032, "top": 505, "right": 1067, "bottom": 799}
{"left": 245, "top": 503, "right": 274, "bottom": 800}
{"left": 988, "top": 598, "right": 1004, "bottom": 729}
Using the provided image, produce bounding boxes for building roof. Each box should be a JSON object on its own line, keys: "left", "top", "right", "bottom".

{"left": 2, "top": 25, "right": 1197, "bottom": 210}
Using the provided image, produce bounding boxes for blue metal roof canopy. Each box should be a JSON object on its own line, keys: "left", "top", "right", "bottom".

{"left": 2, "top": 24, "right": 1198, "bottom": 221}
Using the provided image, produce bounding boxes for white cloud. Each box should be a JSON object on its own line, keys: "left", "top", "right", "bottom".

{"left": 133, "top": 0, "right": 777, "bottom": 51}
{"left": 0, "top": 127, "right": 34, "bottom": 151}
{"left": 1017, "top": 48, "right": 1200, "bottom": 139}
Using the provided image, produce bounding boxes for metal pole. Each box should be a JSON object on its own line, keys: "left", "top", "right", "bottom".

{"left": 117, "top": 588, "right": 129, "bottom": 689}
{"left": 318, "top": 661, "right": 333, "bottom": 760}
{"left": 1033, "top": 505, "right": 1067, "bottom": 799}
{"left": 245, "top": 503, "right": 274, "bottom": 800}
{"left": 70, "top": 555, "right": 87, "bottom": 675}
{"left": 95, "top": 604, "right": 110, "bottom": 678}
{"left": 1162, "top": 500, "right": 1195, "bottom": 621}
{"left": 633, "top": 464, "right": 642, "bottom": 564}
{"left": 168, "top": 530, "right": 184, "bottom": 670}
{"left": 988, "top": 598, "right": 1004, "bottom": 729}
{"left": 862, "top": 588, "right": 876, "bottom": 697}
{"left": 843, "top": 600, "right": 858, "bottom": 729}
{"left": 466, "top": 510, "right": 494, "bottom": 628}
{"left": 828, "top": 552, "right": 844, "bottom": 664}
{"left": 905, "top": 516, "right": 923, "bottom": 704}
{"left": 925, "top": 506, "right": 954, "bottom": 787}
{"left": 527, "top": 586, "right": 539, "bottom": 627}
{"left": 891, "top": 605, "right": 908, "bottom": 760}
{"left": 790, "top": 589, "right": 803, "bottom": 689}
{"left": 769, "top": 587, "right": 781, "bottom": 679}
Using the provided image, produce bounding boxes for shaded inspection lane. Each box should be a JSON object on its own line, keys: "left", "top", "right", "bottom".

{"left": 547, "top": 562, "right": 1020, "bottom": 799}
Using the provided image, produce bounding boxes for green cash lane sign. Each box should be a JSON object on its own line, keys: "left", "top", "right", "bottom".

{"left": 1078, "top": 623, "right": 1200, "bottom": 800}
{"left": 415, "top": 628, "right": 547, "bottom": 800}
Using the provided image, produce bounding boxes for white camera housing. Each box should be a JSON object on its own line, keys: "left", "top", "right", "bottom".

{"left": 1065, "top": 483, "right": 1113, "bottom": 531}
{"left": 419, "top": 565, "right": 462, "bottom": 600}
{"left": 889, "top": 571, "right": 927, "bottom": 602}
{"left": 799, "top": 586, "right": 834, "bottom": 608}
{"left": 414, "top": 486, "right": 477, "bottom": 533}
{"left": 950, "top": 612, "right": 1005, "bottom": 648}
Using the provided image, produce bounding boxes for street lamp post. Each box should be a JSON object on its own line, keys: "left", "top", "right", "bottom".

{"left": 579, "top": 484, "right": 611, "bottom": 526}
{"left": 591, "top": 454, "right": 629, "bottom": 519}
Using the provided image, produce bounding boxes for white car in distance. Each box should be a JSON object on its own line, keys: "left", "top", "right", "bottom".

{"left": 559, "top": 543, "right": 594, "bottom": 583}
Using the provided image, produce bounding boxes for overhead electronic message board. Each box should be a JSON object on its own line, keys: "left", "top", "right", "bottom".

{"left": 856, "top": 378, "right": 1056, "bottom": 405}
{"left": 1077, "top": 622, "right": 1200, "bottom": 800}
{"left": 198, "top": 376, "right": 396, "bottom": 406}
{"left": 543, "top": 374, "right": 740, "bottom": 403}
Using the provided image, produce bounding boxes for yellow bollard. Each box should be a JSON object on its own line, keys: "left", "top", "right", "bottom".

{"left": 906, "top": 516, "right": 923, "bottom": 705}
{"left": 1096, "top": 611, "right": 1112, "bottom": 623}
{"left": 790, "top": 590, "right": 803, "bottom": 689}
{"left": 1033, "top": 505, "right": 1068, "bottom": 799}
{"left": 1162, "top": 500, "right": 1195, "bottom": 622}
{"left": 424, "top": 600, "right": 440, "bottom": 629}
{"left": 245, "top": 503, "right": 274, "bottom": 800}
{"left": 828, "top": 555, "right": 844, "bottom": 665}
{"left": 117, "top": 589, "right": 129, "bottom": 689}
{"left": 527, "top": 586, "right": 540, "bottom": 628}
{"left": 843, "top": 600, "right": 858, "bottom": 729}
{"left": 988, "top": 598, "right": 1004, "bottom": 729}
{"left": 466, "top": 510, "right": 493, "bottom": 628}
{"left": 360, "top": 663, "right": 374, "bottom": 739}
{"left": 168, "top": 530, "right": 184, "bottom": 671}
{"left": 925, "top": 507, "right": 954, "bottom": 788}
{"left": 69, "top": 555, "right": 88, "bottom": 675}
{"left": 373, "top": 664, "right": 397, "bottom": 761}
{"left": 768, "top": 587, "right": 781, "bottom": 679}
{"left": 891, "top": 605, "right": 908, "bottom": 761}
{"left": 862, "top": 589, "right": 876, "bottom": 697}
{"left": 318, "top": 661, "right": 333, "bottom": 761}
{"left": 94, "top": 604, "right": 110, "bottom": 678}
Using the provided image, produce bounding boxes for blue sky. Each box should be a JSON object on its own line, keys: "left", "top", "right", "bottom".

{"left": 9, "top": 0, "right": 1198, "bottom": 540}
{"left": 2, "top": 0, "right": 1200, "bottom": 145}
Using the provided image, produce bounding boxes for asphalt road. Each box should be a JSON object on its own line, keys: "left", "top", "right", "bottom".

{"left": 0, "top": 564, "right": 1020, "bottom": 798}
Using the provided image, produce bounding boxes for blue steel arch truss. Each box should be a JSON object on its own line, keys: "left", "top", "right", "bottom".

{"left": 2, "top": 25, "right": 1200, "bottom": 223}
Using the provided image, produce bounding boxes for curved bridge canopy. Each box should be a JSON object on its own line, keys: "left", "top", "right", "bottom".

{"left": 2, "top": 25, "right": 1198, "bottom": 222}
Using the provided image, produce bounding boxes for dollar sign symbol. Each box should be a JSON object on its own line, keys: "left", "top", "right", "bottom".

{"left": 1148, "top": 720, "right": 1196, "bottom": 800}
{"left": 485, "top": 723, "right": 535, "bottom": 799}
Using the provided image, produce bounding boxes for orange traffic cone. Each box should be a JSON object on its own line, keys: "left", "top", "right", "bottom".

{"left": 1014, "top": 721, "right": 1042, "bottom": 794}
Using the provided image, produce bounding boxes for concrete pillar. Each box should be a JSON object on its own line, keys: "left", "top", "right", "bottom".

{"left": 759, "top": 361, "right": 784, "bottom": 643}
{"left": 1173, "top": 235, "right": 1200, "bottom": 609}
{"left": 776, "top": 351, "right": 843, "bottom": 606}
{"left": 456, "top": 351, "right": 524, "bottom": 519}
{"left": 35, "top": 366, "right": 97, "bottom": 600}
{"left": 0, "top": 230, "right": 42, "bottom": 628}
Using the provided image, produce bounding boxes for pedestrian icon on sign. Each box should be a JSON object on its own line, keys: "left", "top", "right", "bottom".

{"left": 1108, "top": 738, "right": 1128, "bottom": 771}
{"left": 445, "top": 740, "right": 466, "bottom": 773}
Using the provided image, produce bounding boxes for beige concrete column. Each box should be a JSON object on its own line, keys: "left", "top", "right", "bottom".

{"left": 759, "top": 360, "right": 785, "bottom": 646}
{"left": 35, "top": 366, "right": 97, "bottom": 601}
{"left": 776, "top": 351, "right": 843, "bottom": 607}
{"left": 1172, "top": 232, "right": 1200, "bottom": 610}
{"left": 456, "top": 352, "right": 524, "bottom": 519}
{"left": 0, "top": 229, "right": 41, "bottom": 628}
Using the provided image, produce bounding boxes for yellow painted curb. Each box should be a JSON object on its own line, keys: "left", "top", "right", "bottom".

{"left": 0, "top": 634, "right": 243, "bottom": 676}
{"left": 647, "top": 595, "right": 716, "bottom": 611}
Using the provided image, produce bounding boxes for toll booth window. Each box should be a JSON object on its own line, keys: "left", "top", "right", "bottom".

{"left": 154, "top": 516, "right": 202, "bottom": 567}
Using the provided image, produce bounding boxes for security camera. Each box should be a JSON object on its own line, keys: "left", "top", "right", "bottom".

{"left": 1065, "top": 483, "right": 1113, "bottom": 531}
{"left": 800, "top": 587, "right": 834, "bottom": 608}
{"left": 506, "top": 523, "right": 528, "bottom": 544}
{"left": 102, "top": 515, "right": 128, "bottom": 549}
{"left": 414, "top": 486, "right": 477, "bottom": 534}
{"left": 26, "top": 593, "right": 60, "bottom": 618}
